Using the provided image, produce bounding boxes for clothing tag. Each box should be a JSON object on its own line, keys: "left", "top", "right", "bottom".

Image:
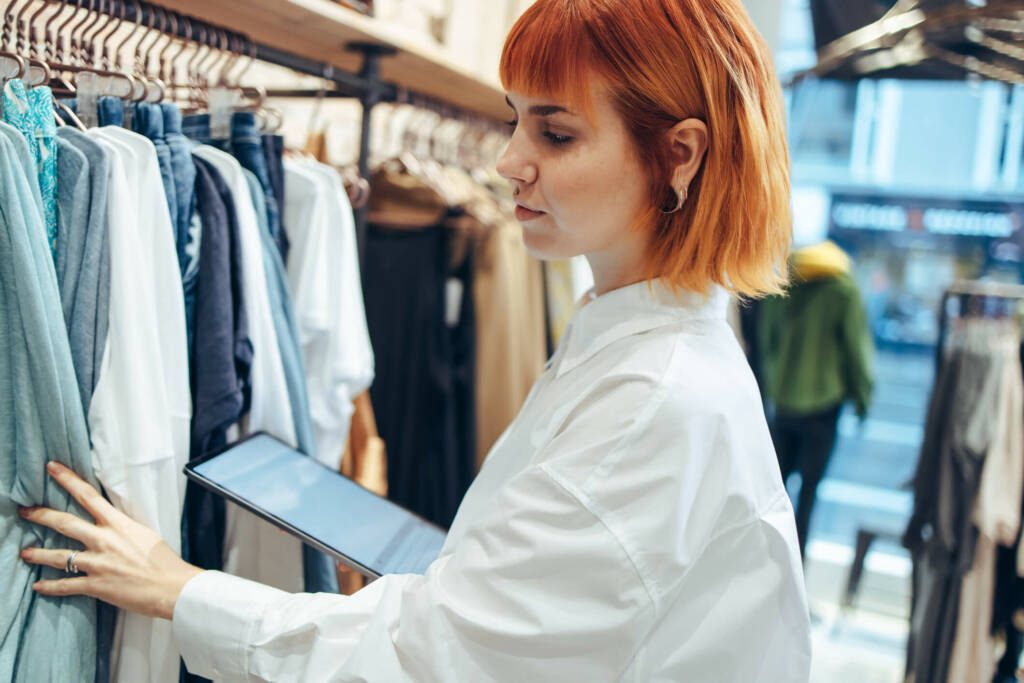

{"left": 209, "top": 87, "right": 239, "bottom": 141}
{"left": 445, "top": 277, "right": 464, "bottom": 329}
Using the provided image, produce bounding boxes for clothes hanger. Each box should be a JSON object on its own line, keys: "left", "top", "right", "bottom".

{"left": 15, "top": 0, "right": 54, "bottom": 87}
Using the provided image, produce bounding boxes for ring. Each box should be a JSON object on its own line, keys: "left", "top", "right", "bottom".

{"left": 65, "top": 551, "right": 81, "bottom": 575}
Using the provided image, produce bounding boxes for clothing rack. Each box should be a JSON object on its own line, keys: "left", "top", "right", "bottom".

{"left": 935, "top": 279, "right": 1024, "bottom": 372}
{"left": 58, "top": 0, "right": 506, "bottom": 261}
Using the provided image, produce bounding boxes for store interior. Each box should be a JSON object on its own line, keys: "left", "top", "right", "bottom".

{"left": 2, "top": 0, "right": 1024, "bottom": 681}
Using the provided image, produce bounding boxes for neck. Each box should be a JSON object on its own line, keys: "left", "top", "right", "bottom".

{"left": 585, "top": 250, "right": 649, "bottom": 297}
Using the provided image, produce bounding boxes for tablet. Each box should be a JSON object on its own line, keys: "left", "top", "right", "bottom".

{"left": 184, "top": 432, "right": 447, "bottom": 579}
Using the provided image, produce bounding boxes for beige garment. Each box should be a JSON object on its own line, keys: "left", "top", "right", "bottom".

{"left": 473, "top": 218, "right": 547, "bottom": 469}
{"left": 545, "top": 259, "right": 577, "bottom": 347}
{"left": 947, "top": 334, "right": 1024, "bottom": 683}
{"left": 337, "top": 391, "right": 389, "bottom": 594}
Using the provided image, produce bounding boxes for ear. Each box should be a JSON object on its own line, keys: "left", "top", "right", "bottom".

{"left": 665, "top": 118, "right": 709, "bottom": 190}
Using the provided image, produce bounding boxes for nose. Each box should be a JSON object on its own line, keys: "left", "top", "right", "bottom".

{"left": 496, "top": 134, "right": 537, "bottom": 189}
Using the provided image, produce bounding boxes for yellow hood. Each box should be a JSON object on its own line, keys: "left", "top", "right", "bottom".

{"left": 791, "top": 240, "right": 851, "bottom": 281}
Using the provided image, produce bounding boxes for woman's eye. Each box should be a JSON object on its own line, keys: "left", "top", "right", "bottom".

{"left": 544, "top": 132, "right": 574, "bottom": 146}
{"left": 504, "top": 119, "right": 518, "bottom": 129}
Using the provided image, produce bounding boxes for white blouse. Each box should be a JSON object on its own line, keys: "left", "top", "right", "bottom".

{"left": 173, "top": 280, "right": 811, "bottom": 682}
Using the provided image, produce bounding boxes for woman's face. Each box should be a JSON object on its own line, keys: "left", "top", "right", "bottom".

{"left": 497, "top": 80, "right": 652, "bottom": 287}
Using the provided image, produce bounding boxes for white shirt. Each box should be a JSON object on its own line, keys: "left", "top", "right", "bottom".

{"left": 173, "top": 280, "right": 811, "bottom": 682}
{"left": 283, "top": 159, "right": 374, "bottom": 469}
{"left": 192, "top": 146, "right": 305, "bottom": 593}
{"left": 87, "top": 129, "right": 189, "bottom": 683}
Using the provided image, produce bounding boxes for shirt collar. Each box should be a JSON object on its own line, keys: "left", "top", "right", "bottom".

{"left": 552, "top": 280, "right": 730, "bottom": 377}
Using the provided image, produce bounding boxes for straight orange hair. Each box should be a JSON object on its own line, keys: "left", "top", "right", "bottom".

{"left": 500, "top": 0, "right": 791, "bottom": 298}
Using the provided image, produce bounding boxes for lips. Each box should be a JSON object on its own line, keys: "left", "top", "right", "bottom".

{"left": 514, "top": 203, "right": 546, "bottom": 222}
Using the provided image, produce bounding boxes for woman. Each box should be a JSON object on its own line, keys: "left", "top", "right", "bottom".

{"left": 19, "top": 0, "right": 809, "bottom": 680}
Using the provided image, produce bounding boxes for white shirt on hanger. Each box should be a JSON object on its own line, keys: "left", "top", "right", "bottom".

{"left": 173, "top": 280, "right": 811, "bottom": 682}
{"left": 191, "top": 146, "right": 303, "bottom": 594}
{"left": 86, "top": 128, "right": 188, "bottom": 683}
{"left": 283, "top": 159, "right": 374, "bottom": 469}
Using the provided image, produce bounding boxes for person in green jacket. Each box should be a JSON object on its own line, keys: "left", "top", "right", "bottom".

{"left": 758, "top": 240, "right": 875, "bottom": 561}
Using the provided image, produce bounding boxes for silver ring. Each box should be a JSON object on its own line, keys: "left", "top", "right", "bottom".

{"left": 65, "top": 551, "right": 81, "bottom": 575}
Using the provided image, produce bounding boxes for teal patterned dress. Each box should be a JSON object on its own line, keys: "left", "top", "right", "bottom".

{"left": 3, "top": 79, "right": 58, "bottom": 260}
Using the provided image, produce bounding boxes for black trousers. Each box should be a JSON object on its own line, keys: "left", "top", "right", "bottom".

{"left": 770, "top": 404, "right": 842, "bottom": 560}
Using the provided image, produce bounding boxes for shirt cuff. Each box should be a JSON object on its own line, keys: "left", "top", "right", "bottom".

{"left": 173, "top": 570, "right": 288, "bottom": 681}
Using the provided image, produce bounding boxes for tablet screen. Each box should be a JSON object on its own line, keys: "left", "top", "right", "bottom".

{"left": 186, "top": 433, "right": 447, "bottom": 579}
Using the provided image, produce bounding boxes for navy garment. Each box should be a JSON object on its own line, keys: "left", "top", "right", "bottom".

{"left": 180, "top": 157, "right": 252, "bottom": 575}
{"left": 231, "top": 113, "right": 282, "bottom": 261}
{"left": 363, "top": 222, "right": 477, "bottom": 528}
{"left": 162, "top": 104, "right": 197, "bottom": 274}
{"left": 133, "top": 103, "right": 178, "bottom": 242}
{"left": 261, "top": 134, "right": 289, "bottom": 261}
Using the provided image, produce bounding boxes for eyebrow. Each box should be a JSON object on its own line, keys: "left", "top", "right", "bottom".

{"left": 505, "top": 96, "right": 573, "bottom": 117}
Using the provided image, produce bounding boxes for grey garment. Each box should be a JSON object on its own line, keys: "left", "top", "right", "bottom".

{"left": 0, "top": 125, "right": 98, "bottom": 681}
{"left": 242, "top": 169, "right": 338, "bottom": 595}
{"left": 903, "top": 343, "right": 1004, "bottom": 683}
{"left": 55, "top": 128, "right": 112, "bottom": 415}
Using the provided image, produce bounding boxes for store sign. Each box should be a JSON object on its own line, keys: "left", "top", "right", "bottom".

{"left": 829, "top": 194, "right": 1024, "bottom": 239}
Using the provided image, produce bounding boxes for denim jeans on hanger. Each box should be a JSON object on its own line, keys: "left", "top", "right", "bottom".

{"left": 261, "top": 133, "right": 289, "bottom": 262}
{"left": 98, "top": 96, "right": 124, "bottom": 127}
{"left": 133, "top": 103, "right": 178, "bottom": 245}
{"left": 182, "top": 112, "right": 229, "bottom": 151}
{"left": 231, "top": 112, "right": 282, "bottom": 263}
{"left": 162, "top": 103, "right": 197, "bottom": 274}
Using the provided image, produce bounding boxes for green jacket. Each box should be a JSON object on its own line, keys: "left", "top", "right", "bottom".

{"left": 758, "top": 248, "right": 874, "bottom": 418}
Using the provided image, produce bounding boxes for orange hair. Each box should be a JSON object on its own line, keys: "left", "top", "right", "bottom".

{"left": 500, "top": 0, "right": 791, "bottom": 298}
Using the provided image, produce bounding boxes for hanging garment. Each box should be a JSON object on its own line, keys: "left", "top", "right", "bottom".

{"left": 54, "top": 126, "right": 116, "bottom": 683}
{"left": 54, "top": 128, "right": 111, "bottom": 416}
{"left": 283, "top": 159, "right": 374, "bottom": 470}
{"left": 192, "top": 145, "right": 304, "bottom": 596}
{"left": 232, "top": 113, "right": 282, "bottom": 260}
{"left": 903, "top": 336, "right": 1006, "bottom": 683}
{"left": 261, "top": 133, "right": 289, "bottom": 260}
{"left": 172, "top": 281, "right": 811, "bottom": 682}
{"left": 473, "top": 217, "right": 547, "bottom": 468}
{"left": 133, "top": 103, "right": 178, "bottom": 251}
{"left": 363, "top": 218, "right": 476, "bottom": 528}
{"left": 162, "top": 103, "right": 197, "bottom": 273}
{"left": 2, "top": 80, "right": 57, "bottom": 259}
{"left": 244, "top": 168, "right": 338, "bottom": 595}
{"left": 0, "top": 121, "right": 99, "bottom": 683}
{"left": 84, "top": 127, "right": 189, "bottom": 683}
{"left": 181, "top": 156, "right": 252, "bottom": 573}
{"left": 947, "top": 331, "right": 1024, "bottom": 683}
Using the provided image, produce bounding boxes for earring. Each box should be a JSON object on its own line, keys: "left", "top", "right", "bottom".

{"left": 661, "top": 184, "right": 688, "bottom": 215}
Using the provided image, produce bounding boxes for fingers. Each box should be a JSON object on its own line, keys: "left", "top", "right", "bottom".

{"left": 45, "top": 461, "right": 116, "bottom": 523}
{"left": 20, "top": 547, "right": 92, "bottom": 574}
{"left": 18, "top": 506, "right": 101, "bottom": 546}
{"left": 32, "top": 576, "right": 93, "bottom": 598}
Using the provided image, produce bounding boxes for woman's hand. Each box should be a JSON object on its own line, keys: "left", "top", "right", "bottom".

{"left": 18, "top": 461, "right": 203, "bottom": 621}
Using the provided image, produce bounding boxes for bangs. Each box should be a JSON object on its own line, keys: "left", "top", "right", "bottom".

{"left": 499, "top": 2, "right": 597, "bottom": 117}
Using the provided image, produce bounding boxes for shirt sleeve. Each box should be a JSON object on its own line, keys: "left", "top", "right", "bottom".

{"left": 173, "top": 461, "right": 655, "bottom": 682}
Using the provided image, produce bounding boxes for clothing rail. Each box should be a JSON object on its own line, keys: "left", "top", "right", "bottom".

{"left": 934, "top": 279, "right": 1024, "bottom": 371}
{"left": 56, "top": 0, "right": 491, "bottom": 264}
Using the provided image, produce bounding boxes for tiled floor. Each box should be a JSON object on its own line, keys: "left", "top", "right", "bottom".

{"left": 804, "top": 535, "right": 910, "bottom": 683}
{"left": 810, "top": 601, "right": 907, "bottom": 682}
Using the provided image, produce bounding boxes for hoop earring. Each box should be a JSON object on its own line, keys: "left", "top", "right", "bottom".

{"left": 661, "top": 185, "right": 688, "bottom": 215}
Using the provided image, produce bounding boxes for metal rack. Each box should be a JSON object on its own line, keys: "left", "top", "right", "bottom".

{"left": 63, "top": 0, "right": 505, "bottom": 258}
